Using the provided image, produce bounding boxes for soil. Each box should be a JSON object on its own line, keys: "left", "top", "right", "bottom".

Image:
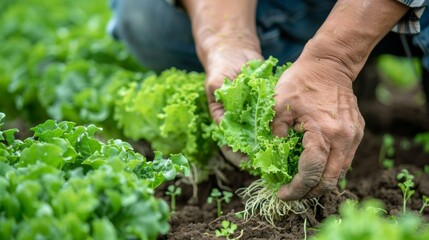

{"left": 158, "top": 70, "right": 429, "bottom": 239}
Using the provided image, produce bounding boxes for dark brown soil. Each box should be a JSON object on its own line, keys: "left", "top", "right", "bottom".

{"left": 158, "top": 69, "right": 429, "bottom": 239}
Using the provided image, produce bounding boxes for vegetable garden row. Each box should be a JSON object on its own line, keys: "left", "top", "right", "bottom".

{"left": 2, "top": 0, "right": 429, "bottom": 239}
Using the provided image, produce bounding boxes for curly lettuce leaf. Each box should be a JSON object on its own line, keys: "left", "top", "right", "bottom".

{"left": 115, "top": 69, "right": 216, "bottom": 165}
{"left": 214, "top": 57, "right": 302, "bottom": 191}
{"left": 0, "top": 113, "right": 188, "bottom": 240}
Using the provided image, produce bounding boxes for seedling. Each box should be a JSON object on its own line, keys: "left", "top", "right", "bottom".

{"left": 339, "top": 178, "right": 347, "bottom": 191}
{"left": 420, "top": 195, "right": 429, "bottom": 214}
{"left": 399, "top": 139, "right": 411, "bottom": 151}
{"left": 208, "top": 188, "right": 233, "bottom": 217}
{"left": 415, "top": 132, "right": 429, "bottom": 153}
{"left": 379, "top": 134, "right": 395, "bottom": 169}
{"left": 165, "top": 185, "right": 182, "bottom": 214}
{"left": 382, "top": 159, "right": 394, "bottom": 169}
{"left": 215, "top": 220, "right": 243, "bottom": 240}
{"left": 424, "top": 165, "right": 429, "bottom": 175}
{"left": 396, "top": 169, "right": 415, "bottom": 214}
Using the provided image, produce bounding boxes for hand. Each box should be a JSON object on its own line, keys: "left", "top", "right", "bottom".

{"left": 272, "top": 54, "right": 365, "bottom": 200}
{"left": 204, "top": 44, "right": 263, "bottom": 124}
{"left": 181, "top": 0, "right": 260, "bottom": 166}
{"left": 203, "top": 41, "right": 263, "bottom": 166}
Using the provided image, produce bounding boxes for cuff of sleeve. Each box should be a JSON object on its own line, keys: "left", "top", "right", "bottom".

{"left": 392, "top": 1, "right": 426, "bottom": 34}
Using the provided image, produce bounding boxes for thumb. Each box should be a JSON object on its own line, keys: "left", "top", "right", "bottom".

{"left": 272, "top": 95, "right": 294, "bottom": 138}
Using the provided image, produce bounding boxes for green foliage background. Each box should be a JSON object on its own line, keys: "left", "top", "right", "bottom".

{"left": 0, "top": 0, "right": 144, "bottom": 132}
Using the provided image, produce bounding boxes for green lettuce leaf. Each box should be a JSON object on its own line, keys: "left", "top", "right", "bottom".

{"left": 214, "top": 57, "right": 303, "bottom": 191}
{"left": 115, "top": 69, "right": 217, "bottom": 165}
{"left": 0, "top": 113, "right": 189, "bottom": 240}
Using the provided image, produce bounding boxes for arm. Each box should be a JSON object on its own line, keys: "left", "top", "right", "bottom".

{"left": 182, "top": 0, "right": 262, "bottom": 123}
{"left": 305, "top": 0, "right": 409, "bottom": 83}
{"left": 274, "top": 0, "right": 409, "bottom": 200}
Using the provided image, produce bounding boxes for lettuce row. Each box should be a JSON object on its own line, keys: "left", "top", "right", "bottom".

{"left": 213, "top": 57, "right": 303, "bottom": 191}
{"left": 0, "top": 113, "right": 189, "bottom": 239}
{"left": 115, "top": 69, "right": 217, "bottom": 165}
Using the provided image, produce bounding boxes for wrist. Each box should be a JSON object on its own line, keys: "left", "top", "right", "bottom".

{"left": 182, "top": 0, "right": 259, "bottom": 69}
{"left": 298, "top": 0, "right": 409, "bottom": 83}
{"left": 300, "top": 33, "right": 365, "bottom": 84}
{"left": 196, "top": 29, "right": 261, "bottom": 69}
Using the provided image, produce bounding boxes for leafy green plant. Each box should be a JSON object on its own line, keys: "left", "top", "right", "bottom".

{"left": 207, "top": 188, "right": 233, "bottom": 218}
{"left": 114, "top": 69, "right": 223, "bottom": 200}
{"left": 213, "top": 57, "right": 316, "bottom": 224}
{"left": 312, "top": 199, "right": 429, "bottom": 240}
{"left": 379, "top": 134, "right": 395, "bottom": 169}
{"left": 165, "top": 185, "right": 182, "bottom": 214}
{"left": 415, "top": 132, "right": 429, "bottom": 153}
{"left": 0, "top": 0, "right": 144, "bottom": 127}
{"left": 215, "top": 220, "right": 243, "bottom": 240}
{"left": 115, "top": 69, "right": 214, "bottom": 163}
{"left": 397, "top": 169, "right": 415, "bottom": 214}
{"left": 420, "top": 196, "right": 429, "bottom": 214}
{"left": 339, "top": 178, "right": 348, "bottom": 192}
{"left": 377, "top": 55, "right": 421, "bottom": 90}
{"left": 0, "top": 113, "right": 190, "bottom": 239}
{"left": 424, "top": 165, "right": 429, "bottom": 175}
{"left": 400, "top": 139, "right": 411, "bottom": 151}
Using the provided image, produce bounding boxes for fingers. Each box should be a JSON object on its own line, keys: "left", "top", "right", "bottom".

{"left": 220, "top": 145, "right": 248, "bottom": 168}
{"left": 209, "top": 101, "right": 225, "bottom": 124}
{"left": 277, "top": 130, "right": 329, "bottom": 200}
{"left": 302, "top": 147, "right": 348, "bottom": 199}
{"left": 302, "top": 121, "right": 364, "bottom": 199}
{"left": 272, "top": 96, "right": 294, "bottom": 138}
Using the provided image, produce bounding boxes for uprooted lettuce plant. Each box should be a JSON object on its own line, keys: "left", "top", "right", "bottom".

{"left": 213, "top": 57, "right": 317, "bottom": 224}
{"left": 0, "top": 113, "right": 189, "bottom": 240}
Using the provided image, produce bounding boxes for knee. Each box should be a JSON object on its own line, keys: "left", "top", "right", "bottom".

{"left": 114, "top": 0, "right": 201, "bottom": 72}
{"left": 115, "top": 0, "right": 153, "bottom": 43}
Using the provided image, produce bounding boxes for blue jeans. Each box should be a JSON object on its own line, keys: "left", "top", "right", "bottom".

{"left": 109, "top": 0, "right": 429, "bottom": 73}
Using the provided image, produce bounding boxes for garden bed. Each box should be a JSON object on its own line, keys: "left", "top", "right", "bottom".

{"left": 159, "top": 100, "right": 429, "bottom": 239}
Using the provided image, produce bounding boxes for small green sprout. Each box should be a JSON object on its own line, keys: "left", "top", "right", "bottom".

{"left": 382, "top": 159, "right": 394, "bottom": 169}
{"left": 396, "top": 169, "right": 415, "bottom": 214}
{"left": 234, "top": 211, "right": 244, "bottom": 219}
{"left": 424, "top": 165, "right": 429, "bottom": 175}
{"left": 215, "top": 220, "right": 243, "bottom": 240}
{"left": 415, "top": 132, "right": 429, "bottom": 153}
{"left": 165, "top": 185, "right": 182, "bottom": 214}
{"left": 379, "top": 134, "right": 395, "bottom": 169}
{"left": 420, "top": 195, "right": 429, "bottom": 214}
{"left": 339, "top": 178, "right": 347, "bottom": 191}
{"left": 208, "top": 188, "right": 233, "bottom": 217}
{"left": 399, "top": 139, "right": 411, "bottom": 151}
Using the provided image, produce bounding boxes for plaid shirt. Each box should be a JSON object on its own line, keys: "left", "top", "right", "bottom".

{"left": 393, "top": 0, "right": 427, "bottom": 34}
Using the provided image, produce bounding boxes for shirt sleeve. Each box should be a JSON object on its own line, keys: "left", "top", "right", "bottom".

{"left": 392, "top": 0, "right": 427, "bottom": 34}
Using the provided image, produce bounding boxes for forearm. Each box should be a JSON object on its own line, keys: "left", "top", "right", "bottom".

{"left": 182, "top": 0, "right": 260, "bottom": 68}
{"left": 300, "top": 0, "right": 409, "bottom": 83}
